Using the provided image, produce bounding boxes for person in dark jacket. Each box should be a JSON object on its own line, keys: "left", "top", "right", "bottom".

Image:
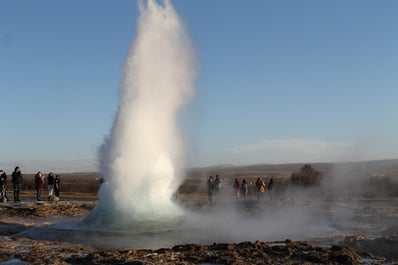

{"left": 267, "top": 177, "right": 275, "bottom": 200}
{"left": 0, "top": 170, "right": 8, "bottom": 202}
{"left": 207, "top": 176, "right": 214, "bottom": 202}
{"left": 11, "top": 166, "right": 23, "bottom": 202}
{"left": 241, "top": 179, "right": 248, "bottom": 200}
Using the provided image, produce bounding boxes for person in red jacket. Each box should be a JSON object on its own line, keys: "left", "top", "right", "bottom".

{"left": 34, "top": 171, "right": 45, "bottom": 201}
{"left": 234, "top": 178, "right": 242, "bottom": 200}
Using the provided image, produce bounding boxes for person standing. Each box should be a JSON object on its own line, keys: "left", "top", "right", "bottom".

{"left": 0, "top": 170, "right": 8, "bottom": 202}
{"left": 47, "top": 172, "right": 55, "bottom": 201}
{"left": 11, "top": 166, "right": 23, "bottom": 202}
{"left": 213, "top": 175, "right": 222, "bottom": 201}
{"left": 234, "top": 178, "right": 242, "bottom": 200}
{"left": 34, "top": 171, "right": 45, "bottom": 201}
{"left": 53, "top": 175, "right": 60, "bottom": 201}
{"left": 207, "top": 176, "right": 214, "bottom": 202}
{"left": 268, "top": 177, "right": 275, "bottom": 200}
{"left": 258, "top": 177, "right": 266, "bottom": 200}
{"left": 241, "top": 179, "right": 248, "bottom": 200}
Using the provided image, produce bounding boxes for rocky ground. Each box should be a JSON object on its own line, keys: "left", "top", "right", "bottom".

{"left": 0, "top": 236, "right": 371, "bottom": 265}
{"left": 0, "top": 199, "right": 398, "bottom": 264}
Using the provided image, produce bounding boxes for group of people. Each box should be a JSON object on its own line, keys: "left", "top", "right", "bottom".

{"left": 234, "top": 178, "right": 249, "bottom": 200}
{"left": 255, "top": 177, "right": 274, "bottom": 200}
{"left": 34, "top": 171, "right": 60, "bottom": 201}
{"left": 234, "top": 177, "right": 275, "bottom": 200}
{"left": 206, "top": 175, "right": 276, "bottom": 203}
{"left": 207, "top": 175, "right": 223, "bottom": 202}
{"left": 0, "top": 166, "right": 23, "bottom": 202}
{"left": 0, "top": 166, "right": 60, "bottom": 203}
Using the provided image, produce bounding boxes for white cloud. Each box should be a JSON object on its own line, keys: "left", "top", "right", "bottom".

{"left": 219, "top": 138, "right": 398, "bottom": 165}
{"left": 226, "top": 139, "right": 354, "bottom": 164}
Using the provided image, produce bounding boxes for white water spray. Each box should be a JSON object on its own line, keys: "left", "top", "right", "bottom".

{"left": 88, "top": 0, "right": 196, "bottom": 225}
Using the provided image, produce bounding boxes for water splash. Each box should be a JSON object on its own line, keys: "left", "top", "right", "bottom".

{"left": 86, "top": 0, "right": 196, "bottom": 227}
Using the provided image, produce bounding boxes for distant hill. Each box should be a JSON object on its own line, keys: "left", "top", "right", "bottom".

{"left": 187, "top": 159, "right": 398, "bottom": 180}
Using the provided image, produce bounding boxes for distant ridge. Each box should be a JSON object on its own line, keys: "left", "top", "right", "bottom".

{"left": 190, "top": 159, "right": 398, "bottom": 174}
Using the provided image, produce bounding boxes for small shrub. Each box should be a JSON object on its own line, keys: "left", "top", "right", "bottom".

{"left": 290, "top": 164, "right": 322, "bottom": 187}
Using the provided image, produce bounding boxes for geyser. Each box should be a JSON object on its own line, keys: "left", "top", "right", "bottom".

{"left": 86, "top": 0, "right": 196, "bottom": 227}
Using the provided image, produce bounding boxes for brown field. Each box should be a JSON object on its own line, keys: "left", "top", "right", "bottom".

{"left": 4, "top": 159, "right": 398, "bottom": 202}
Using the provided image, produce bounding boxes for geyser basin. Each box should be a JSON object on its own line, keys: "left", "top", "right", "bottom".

{"left": 18, "top": 198, "right": 398, "bottom": 249}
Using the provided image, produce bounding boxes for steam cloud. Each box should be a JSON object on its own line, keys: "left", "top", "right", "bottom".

{"left": 88, "top": 0, "right": 196, "bottom": 225}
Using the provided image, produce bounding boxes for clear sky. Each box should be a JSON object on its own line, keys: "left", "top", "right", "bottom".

{"left": 1, "top": 0, "right": 397, "bottom": 173}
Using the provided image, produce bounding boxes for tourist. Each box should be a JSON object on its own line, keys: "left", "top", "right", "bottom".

{"left": 268, "top": 177, "right": 275, "bottom": 200}
{"left": 256, "top": 177, "right": 266, "bottom": 200}
{"left": 11, "top": 166, "right": 23, "bottom": 202}
{"left": 0, "top": 170, "right": 8, "bottom": 202}
{"left": 207, "top": 176, "right": 214, "bottom": 202}
{"left": 47, "top": 172, "right": 55, "bottom": 201}
{"left": 35, "top": 171, "right": 45, "bottom": 201}
{"left": 234, "top": 178, "right": 242, "bottom": 200}
{"left": 213, "top": 175, "right": 222, "bottom": 201}
{"left": 53, "top": 175, "right": 60, "bottom": 202}
{"left": 241, "top": 179, "right": 248, "bottom": 200}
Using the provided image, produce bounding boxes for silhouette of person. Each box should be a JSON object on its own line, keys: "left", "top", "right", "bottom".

{"left": 11, "top": 166, "right": 23, "bottom": 202}
{"left": 0, "top": 170, "right": 8, "bottom": 202}
{"left": 241, "top": 179, "right": 248, "bottom": 200}
{"left": 207, "top": 176, "right": 214, "bottom": 202}
{"left": 267, "top": 177, "right": 275, "bottom": 199}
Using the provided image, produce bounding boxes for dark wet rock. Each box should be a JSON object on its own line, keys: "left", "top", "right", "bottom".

{"left": 209, "top": 242, "right": 235, "bottom": 251}
{"left": 329, "top": 245, "right": 362, "bottom": 264}
{"left": 342, "top": 234, "right": 398, "bottom": 259}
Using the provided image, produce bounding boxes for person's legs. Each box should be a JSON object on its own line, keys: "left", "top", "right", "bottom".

{"left": 13, "top": 185, "right": 17, "bottom": 201}
{"left": 37, "top": 189, "right": 43, "bottom": 200}
{"left": 0, "top": 185, "right": 4, "bottom": 201}
{"left": 4, "top": 186, "right": 9, "bottom": 200}
{"left": 15, "top": 189, "right": 21, "bottom": 201}
{"left": 48, "top": 185, "right": 53, "bottom": 200}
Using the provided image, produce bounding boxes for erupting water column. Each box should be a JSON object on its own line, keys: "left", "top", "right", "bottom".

{"left": 86, "top": 0, "right": 196, "bottom": 228}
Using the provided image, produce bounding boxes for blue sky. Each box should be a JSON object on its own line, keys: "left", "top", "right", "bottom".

{"left": 1, "top": 0, "right": 397, "bottom": 172}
